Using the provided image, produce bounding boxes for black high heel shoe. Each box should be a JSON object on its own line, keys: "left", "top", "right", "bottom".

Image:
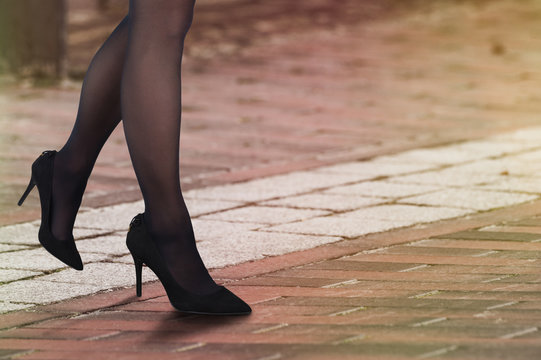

{"left": 127, "top": 213, "right": 252, "bottom": 315}
{"left": 17, "top": 150, "right": 84, "bottom": 270}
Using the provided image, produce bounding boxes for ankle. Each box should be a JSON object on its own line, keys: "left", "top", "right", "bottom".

{"left": 54, "top": 149, "right": 93, "bottom": 182}
{"left": 144, "top": 210, "right": 192, "bottom": 237}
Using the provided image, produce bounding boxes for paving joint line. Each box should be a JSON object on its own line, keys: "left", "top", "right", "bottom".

{"left": 409, "top": 290, "right": 440, "bottom": 299}
{"left": 417, "top": 345, "right": 458, "bottom": 359}
{"left": 328, "top": 306, "right": 366, "bottom": 317}
{"left": 82, "top": 330, "right": 122, "bottom": 341}
{"left": 174, "top": 342, "right": 206, "bottom": 352}
{"left": 486, "top": 301, "right": 519, "bottom": 310}
{"left": 399, "top": 264, "right": 431, "bottom": 272}
{"left": 481, "top": 274, "right": 517, "bottom": 283}
{"left": 331, "top": 333, "right": 365, "bottom": 345}
{"left": 500, "top": 327, "right": 538, "bottom": 339}
{"left": 411, "top": 317, "right": 448, "bottom": 327}
{"left": 253, "top": 353, "right": 282, "bottom": 360}
{"left": 321, "top": 279, "right": 359, "bottom": 288}
{"left": 252, "top": 323, "right": 289, "bottom": 334}
{"left": 471, "top": 250, "right": 500, "bottom": 257}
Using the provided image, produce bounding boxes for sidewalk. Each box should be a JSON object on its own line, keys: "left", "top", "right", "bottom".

{"left": 2, "top": 128, "right": 541, "bottom": 359}
{"left": 2, "top": 0, "right": 541, "bottom": 359}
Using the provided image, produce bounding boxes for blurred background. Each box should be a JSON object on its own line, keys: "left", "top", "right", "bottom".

{"left": 1, "top": 0, "right": 541, "bottom": 226}
{"left": 0, "top": 0, "right": 391, "bottom": 79}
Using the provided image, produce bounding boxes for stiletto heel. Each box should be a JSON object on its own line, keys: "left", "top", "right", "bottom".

{"left": 18, "top": 150, "right": 83, "bottom": 270}
{"left": 17, "top": 177, "right": 36, "bottom": 206}
{"left": 133, "top": 254, "right": 143, "bottom": 297}
{"left": 126, "top": 213, "right": 251, "bottom": 315}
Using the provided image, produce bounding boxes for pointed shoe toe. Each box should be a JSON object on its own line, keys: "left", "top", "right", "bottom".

{"left": 170, "top": 286, "right": 252, "bottom": 316}
{"left": 39, "top": 231, "right": 84, "bottom": 271}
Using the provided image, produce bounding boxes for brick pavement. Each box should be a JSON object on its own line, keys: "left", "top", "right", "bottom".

{"left": 2, "top": 128, "right": 541, "bottom": 358}
{"left": 1, "top": 197, "right": 541, "bottom": 359}
{"left": 2, "top": 0, "right": 541, "bottom": 359}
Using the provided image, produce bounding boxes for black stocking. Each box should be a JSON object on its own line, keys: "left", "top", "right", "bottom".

{"left": 122, "top": 0, "right": 219, "bottom": 294}
{"left": 51, "top": 16, "right": 129, "bottom": 242}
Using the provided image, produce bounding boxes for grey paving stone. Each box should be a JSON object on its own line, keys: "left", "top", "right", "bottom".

{"left": 76, "top": 235, "right": 129, "bottom": 256}
{"left": 0, "top": 244, "right": 30, "bottom": 252}
{"left": 114, "top": 230, "right": 340, "bottom": 270}
{"left": 109, "top": 254, "right": 134, "bottom": 264}
{"left": 198, "top": 206, "right": 328, "bottom": 224}
{"left": 400, "top": 189, "right": 538, "bottom": 211}
{"left": 0, "top": 248, "right": 107, "bottom": 272}
{"left": 376, "top": 139, "right": 533, "bottom": 167}
{"left": 0, "top": 248, "right": 71, "bottom": 271}
{"left": 325, "top": 181, "right": 442, "bottom": 198}
{"left": 446, "top": 159, "right": 541, "bottom": 177}
{"left": 374, "top": 146, "right": 489, "bottom": 165}
{"left": 491, "top": 126, "right": 541, "bottom": 143}
{"left": 507, "top": 149, "right": 541, "bottom": 163}
{"left": 261, "top": 193, "right": 385, "bottom": 211}
{"left": 73, "top": 227, "right": 114, "bottom": 240}
{"left": 198, "top": 240, "right": 266, "bottom": 268}
{"left": 0, "top": 269, "right": 41, "bottom": 283}
{"left": 479, "top": 177, "right": 541, "bottom": 194}
{"left": 390, "top": 169, "right": 504, "bottom": 186}
{"left": 192, "top": 219, "right": 258, "bottom": 241}
{"left": 80, "top": 252, "right": 110, "bottom": 264}
{"left": 0, "top": 301, "right": 33, "bottom": 314}
{"left": 0, "top": 280, "right": 102, "bottom": 304}
{"left": 313, "top": 160, "right": 437, "bottom": 176}
{"left": 0, "top": 221, "right": 111, "bottom": 246}
{"left": 74, "top": 201, "right": 145, "bottom": 231}
{"left": 198, "top": 231, "right": 341, "bottom": 268}
{"left": 109, "top": 220, "right": 259, "bottom": 263}
{"left": 0, "top": 223, "right": 39, "bottom": 245}
{"left": 183, "top": 170, "right": 368, "bottom": 202}
{"left": 340, "top": 204, "right": 473, "bottom": 223}
{"left": 453, "top": 140, "right": 537, "bottom": 157}
{"left": 184, "top": 197, "right": 245, "bottom": 216}
{"left": 36, "top": 262, "right": 155, "bottom": 288}
{"left": 261, "top": 216, "right": 411, "bottom": 238}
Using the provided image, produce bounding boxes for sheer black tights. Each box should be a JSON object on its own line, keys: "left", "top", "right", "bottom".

{"left": 52, "top": 0, "right": 219, "bottom": 294}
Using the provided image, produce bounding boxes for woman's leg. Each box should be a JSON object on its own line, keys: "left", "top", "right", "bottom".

{"left": 122, "top": 0, "right": 219, "bottom": 295}
{"left": 51, "top": 16, "right": 130, "bottom": 242}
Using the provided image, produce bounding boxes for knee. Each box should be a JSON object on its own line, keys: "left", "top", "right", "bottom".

{"left": 130, "top": 0, "right": 196, "bottom": 40}
{"left": 164, "top": 1, "right": 195, "bottom": 39}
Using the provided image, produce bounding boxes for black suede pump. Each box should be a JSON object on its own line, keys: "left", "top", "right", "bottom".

{"left": 127, "top": 213, "right": 252, "bottom": 315}
{"left": 17, "top": 150, "right": 84, "bottom": 270}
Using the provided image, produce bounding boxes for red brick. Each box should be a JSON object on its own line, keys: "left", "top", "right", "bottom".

{"left": 0, "top": 312, "right": 61, "bottom": 331}
{"left": 41, "top": 282, "right": 165, "bottom": 313}
{"left": 210, "top": 245, "right": 356, "bottom": 280}
{"left": 267, "top": 269, "right": 492, "bottom": 283}
{"left": 416, "top": 239, "right": 541, "bottom": 252}
{"left": 0, "top": 328, "right": 114, "bottom": 340}
{"left": 344, "top": 253, "right": 536, "bottom": 267}
{"left": 110, "top": 329, "right": 339, "bottom": 345}
{"left": 481, "top": 226, "right": 541, "bottom": 234}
